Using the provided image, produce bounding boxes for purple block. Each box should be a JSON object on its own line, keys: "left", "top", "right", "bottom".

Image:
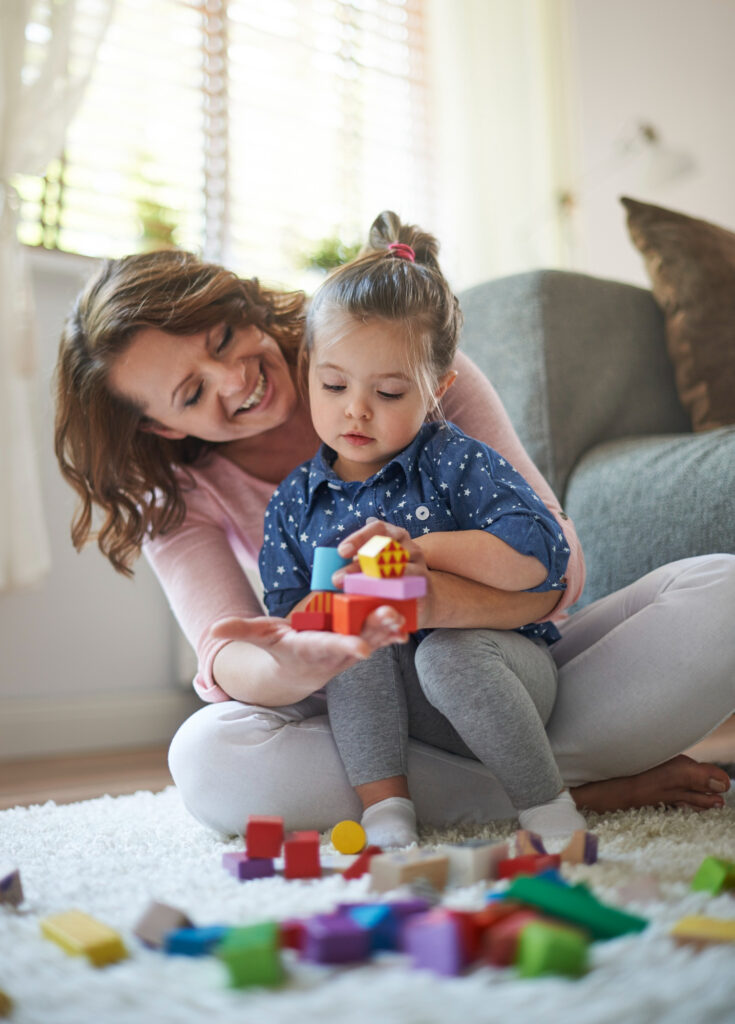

{"left": 343, "top": 572, "right": 427, "bottom": 599}
{"left": 221, "top": 851, "right": 275, "bottom": 880}
{"left": 302, "top": 913, "right": 371, "bottom": 964}
{"left": 583, "top": 833, "right": 599, "bottom": 865}
{"left": 402, "top": 911, "right": 465, "bottom": 976}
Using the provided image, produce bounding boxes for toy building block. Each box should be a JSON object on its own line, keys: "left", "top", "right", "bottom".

{"left": 342, "top": 844, "right": 383, "bottom": 880}
{"left": 245, "top": 815, "right": 284, "bottom": 859}
{"left": 560, "top": 830, "right": 599, "bottom": 866}
{"left": 0, "top": 868, "right": 23, "bottom": 907}
{"left": 331, "top": 819, "right": 367, "bottom": 855}
{"left": 515, "top": 920, "right": 588, "bottom": 978}
{"left": 670, "top": 914, "right": 735, "bottom": 950}
{"left": 216, "top": 922, "right": 285, "bottom": 988}
{"left": 283, "top": 830, "right": 321, "bottom": 879}
{"left": 345, "top": 904, "right": 401, "bottom": 952}
{"left": 302, "top": 913, "right": 372, "bottom": 964}
{"left": 504, "top": 876, "right": 648, "bottom": 941}
{"left": 40, "top": 910, "right": 128, "bottom": 967}
{"left": 222, "top": 851, "right": 275, "bottom": 880}
{"left": 343, "top": 572, "right": 427, "bottom": 600}
{"left": 402, "top": 909, "right": 466, "bottom": 976}
{"left": 133, "top": 900, "right": 193, "bottom": 948}
{"left": 164, "top": 925, "right": 229, "bottom": 956}
{"left": 332, "top": 592, "right": 417, "bottom": 636}
{"left": 0, "top": 989, "right": 13, "bottom": 1018}
{"left": 690, "top": 856, "right": 735, "bottom": 895}
{"left": 357, "top": 535, "right": 409, "bottom": 578}
{"left": 497, "top": 854, "right": 561, "bottom": 880}
{"left": 279, "top": 918, "right": 307, "bottom": 952}
{"left": 369, "top": 849, "right": 449, "bottom": 894}
{"left": 482, "top": 909, "right": 544, "bottom": 967}
{"left": 291, "top": 610, "right": 331, "bottom": 631}
{"left": 442, "top": 839, "right": 509, "bottom": 886}
{"left": 311, "top": 547, "right": 350, "bottom": 591}
{"left": 515, "top": 831, "right": 547, "bottom": 857}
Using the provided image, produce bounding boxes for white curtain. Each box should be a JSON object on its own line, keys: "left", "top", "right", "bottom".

{"left": 0, "top": 0, "right": 113, "bottom": 590}
{"left": 425, "top": 0, "right": 576, "bottom": 290}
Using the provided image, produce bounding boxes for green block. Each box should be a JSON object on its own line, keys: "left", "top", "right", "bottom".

{"left": 505, "top": 876, "right": 647, "bottom": 940}
{"left": 516, "top": 921, "right": 588, "bottom": 978}
{"left": 215, "top": 922, "right": 285, "bottom": 988}
{"left": 690, "top": 856, "right": 735, "bottom": 895}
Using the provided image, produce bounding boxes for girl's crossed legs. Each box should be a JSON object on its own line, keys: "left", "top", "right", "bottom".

{"left": 168, "top": 555, "right": 735, "bottom": 836}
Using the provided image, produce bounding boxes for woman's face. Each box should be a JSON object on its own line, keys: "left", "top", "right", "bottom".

{"left": 108, "top": 322, "right": 299, "bottom": 444}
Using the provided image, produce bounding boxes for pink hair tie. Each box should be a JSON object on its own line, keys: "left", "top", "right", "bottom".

{"left": 387, "top": 242, "right": 415, "bottom": 262}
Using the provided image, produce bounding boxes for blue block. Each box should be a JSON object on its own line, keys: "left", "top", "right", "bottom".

{"left": 346, "top": 904, "right": 400, "bottom": 952}
{"left": 164, "top": 926, "right": 230, "bottom": 956}
{"left": 311, "top": 547, "right": 350, "bottom": 592}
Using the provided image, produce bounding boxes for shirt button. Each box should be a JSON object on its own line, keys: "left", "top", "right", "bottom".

{"left": 415, "top": 505, "right": 430, "bottom": 521}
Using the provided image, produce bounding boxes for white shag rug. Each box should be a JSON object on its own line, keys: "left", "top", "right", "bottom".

{"left": 2, "top": 785, "right": 735, "bottom": 1024}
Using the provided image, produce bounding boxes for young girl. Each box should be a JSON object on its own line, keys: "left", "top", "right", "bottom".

{"left": 258, "top": 211, "right": 586, "bottom": 848}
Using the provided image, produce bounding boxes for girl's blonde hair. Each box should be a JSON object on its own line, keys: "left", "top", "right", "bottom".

{"left": 302, "top": 210, "right": 462, "bottom": 408}
{"left": 54, "top": 249, "right": 305, "bottom": 575}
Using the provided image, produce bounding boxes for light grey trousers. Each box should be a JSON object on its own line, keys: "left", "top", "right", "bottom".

{"left": 168, "top": 555, "right": 735, "bottom": 836}
{"left": 326, "top": 629, "right": 562, "bottom": 810}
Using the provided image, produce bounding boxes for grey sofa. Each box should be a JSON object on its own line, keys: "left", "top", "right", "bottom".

{"left": 459, "top": 270, "right": 735, "bottom": 608}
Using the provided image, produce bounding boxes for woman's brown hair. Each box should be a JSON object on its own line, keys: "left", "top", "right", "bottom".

{"left": 54, "top": 249, "right": 305, "bottom": 575}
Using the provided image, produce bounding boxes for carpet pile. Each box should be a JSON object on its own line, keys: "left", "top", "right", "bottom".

{"left": 2, "top": 785, "right": 735, "bottom": 1023}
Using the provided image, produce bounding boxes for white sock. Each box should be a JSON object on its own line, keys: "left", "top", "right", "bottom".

{"left": 361, "top": 797, "right": 418, "bottom": 849}
{"left": 517, "top": 789, "right": 586, "bottom": 846}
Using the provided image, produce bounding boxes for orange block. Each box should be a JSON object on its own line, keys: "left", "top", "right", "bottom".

{"left": 304, "top": 592, "right": 334, "bottom": 613}
{"left": 332, "top": 593, "right": 418, "bottom": 635}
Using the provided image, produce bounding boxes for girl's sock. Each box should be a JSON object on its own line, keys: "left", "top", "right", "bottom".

{"left": 361, "top": 796, "right": 419, "bottom": 849}
{"left": 517, "top": 788, "right": 586, "bottom": 845}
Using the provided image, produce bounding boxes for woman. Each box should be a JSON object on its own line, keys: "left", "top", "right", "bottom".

{"left": 55, "top": 248, "right": 734, "bottom": 836}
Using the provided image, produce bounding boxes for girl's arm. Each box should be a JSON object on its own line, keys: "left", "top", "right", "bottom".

{"left": 417, "top": 530, "right": 547, "bottom": 591}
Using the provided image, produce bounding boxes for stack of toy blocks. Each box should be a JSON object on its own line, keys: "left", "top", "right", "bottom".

{"left": 291, "top": 537, "right": 426, "bottom": 636}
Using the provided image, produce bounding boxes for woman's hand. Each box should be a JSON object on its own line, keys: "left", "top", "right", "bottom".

{"left": 211, "top": 606, "right": 407, "bottom": 705}
{"left": 333, "top": 517, "right": 435, "bottom": 628}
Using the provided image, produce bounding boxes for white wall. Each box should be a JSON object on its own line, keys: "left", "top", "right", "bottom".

{"left": 0, "top": 252, "right": 199, "bottom": 759}
{"left": 566, "top": 0, "right": 735, "bottom": 285}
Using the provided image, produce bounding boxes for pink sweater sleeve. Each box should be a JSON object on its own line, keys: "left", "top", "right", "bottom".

{"left": 442, "top": 350, "right": 585, "bottom": 615}
{"left": 143, "top": 465, "right": 269, "bottom": 702}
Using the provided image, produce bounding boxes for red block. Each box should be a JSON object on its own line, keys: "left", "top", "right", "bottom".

{"left": 332, "top": 593, "right": 417, "bottom": 636}
{"left": 482, "top": 910, "right": 542, "bottom": 967}
{"left": 245, "top": 815, "right": 285, "bottom": 859}
{"left": 283, "top": 830, "right": 322, "bottom": 879}
{"left": 291, "top": 610, "right": 332, "bottom": 631}
{"left": 496, "top": 854, "right": 561, "bottom": 880}
{"left": 342, "top": 845, "right": 383, "bottom": 880}
{"left": 279, "top": 918, "right": 307, "bottom": 951}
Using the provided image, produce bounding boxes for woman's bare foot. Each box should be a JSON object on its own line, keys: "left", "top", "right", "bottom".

{"left": 571, "top": 755, "right": 731, "bottom": 814}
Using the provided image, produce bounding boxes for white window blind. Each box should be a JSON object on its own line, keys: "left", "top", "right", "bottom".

{"left": 14, "top": 0, "right": 434, "bottom": 288}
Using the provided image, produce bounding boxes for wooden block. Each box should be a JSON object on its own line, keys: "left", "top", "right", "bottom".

{"left": 283, "top": 830, "right": 321, "bottom": 879}
{"left": 670, "top": 914, "right": 735, "bottom": 949}
{"left": 515, "top": 831, "right": 546, "bottom": 856}
{"left": 497, "top": 854, "right": 561, "bottom": 880}
{"left": 216, "top": 922, "right": 285, "bottom": 987}
{"left": 304, "top": 591, "right": 334, "bottom": 613}
{"left": 291, "top": 610, "right": 331, "bottom": 631}
{"left": 343, "top": 572, "right": 426, "bottom": 599}
{"left": 560, "top": 830, "right": 599, "bottom": 865}
{"left": 134, "top": 900, "right": 193, "bottom": 948}
{"left": 41, "top": 910, "right": 128, "bottom": 967}
{"left": 331, "top": 820, "right": 367, "bottom": 855}
{"left": 222, "top": 851, "right": 275, "bottom": 880}
{"left": 515, "top": 920, "right": 588, "bottom": 978}
{"left": 482, "top": 909, "right": 543, "bottom": 967}
{"left": 504, "top": 876, "right": 647, "bottom": 941}
{"left": 690, "top": 856, "right": 735, "bottom": 895}
{"left": 369, "top": 850, "right": 449, "bottom": 894}
{"left": 332, "top": 593, "right": 417, "bottom": 635}
{"left": 0, "top": 989, "right": 13, "bottom": 1018}
{"left": 357, "top": 535, "right": 409, "bottom": 577}
{"left": 310, "top": 547, "right": 350, "bottom": 591}
{"left": 0, "top": 867, "right": 23, "bottom": 907}
{"left": 442, "top": 840, "right": 509, "bottom": 886}
{"left": 402, "top": 909, "right": 466, "bottom": 976}
{"left": 342, "top": 845, "right": 383, "bottom": 880}
{"left": 245, "top": 815, "right": 284, "bottom": 858}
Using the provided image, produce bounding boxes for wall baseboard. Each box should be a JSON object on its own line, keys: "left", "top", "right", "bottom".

{"left": 0, "top": 690, "right": 203, "bottom": 759}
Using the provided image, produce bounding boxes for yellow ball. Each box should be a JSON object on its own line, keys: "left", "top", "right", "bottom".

{"left": 331, "top": 819, "right": 367, "bottom": 855}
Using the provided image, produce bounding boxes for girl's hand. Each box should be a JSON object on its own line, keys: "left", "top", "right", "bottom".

{"left": 333, "top": 518, "right": 435, "bottom": 627}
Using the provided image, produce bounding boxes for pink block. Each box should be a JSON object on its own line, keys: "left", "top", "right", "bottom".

{"left": 343, "top": 573, "right": 427, "bottom": 599}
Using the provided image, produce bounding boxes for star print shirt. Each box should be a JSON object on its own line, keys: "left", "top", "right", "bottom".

{"left": 258, "top": 421, "right": 570, "bottom": 644}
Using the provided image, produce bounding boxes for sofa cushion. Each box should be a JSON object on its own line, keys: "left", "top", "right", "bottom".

{"left": 564, "top": 427, "right": 735, "bottom": 607}
{"left": 622, "top": 196, "right": 735, "bottom": 433}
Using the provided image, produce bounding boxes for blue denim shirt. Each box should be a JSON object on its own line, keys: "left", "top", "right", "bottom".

{"left": 258, "top": 421, "right": 569, "bottom": 643}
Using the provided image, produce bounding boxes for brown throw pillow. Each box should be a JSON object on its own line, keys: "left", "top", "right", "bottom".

{"left": 621, "top": 196, "right": 735, "bottom": 432}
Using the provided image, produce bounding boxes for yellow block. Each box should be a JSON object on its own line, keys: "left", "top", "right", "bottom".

{"left": 670, "top": 915, "right": 735, "bottom": 948}
{"left": 41, "top": 910, "right": 128, "bottom": 967}
{"left": 331, "top": 820, "right": 367, "bottom": 855}
{"left": 357, "top": 536, "right": 409, "bottom": 578}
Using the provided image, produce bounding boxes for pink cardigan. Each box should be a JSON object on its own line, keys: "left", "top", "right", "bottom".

{"left": 144, "top": 351, "right": 585, "bottom": 701}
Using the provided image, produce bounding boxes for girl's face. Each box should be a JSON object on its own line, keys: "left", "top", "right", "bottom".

{"left": 108, "top": 321, "right": 299, "bottom": 444}
{"left": 308, "top": 315, "right": 454, "bottom": 482}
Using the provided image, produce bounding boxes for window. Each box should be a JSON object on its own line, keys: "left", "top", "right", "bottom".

{"left": 14, "top": 0, "right": 434, "bottom": 288}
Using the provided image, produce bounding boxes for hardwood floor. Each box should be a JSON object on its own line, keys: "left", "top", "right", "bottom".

{"left": 0, "top": 745, "right": 172, "bottom": 811}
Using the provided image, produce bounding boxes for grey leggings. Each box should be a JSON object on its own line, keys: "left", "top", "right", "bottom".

{"left": 326, "top": 628, "right": 562, "bottom": 811}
